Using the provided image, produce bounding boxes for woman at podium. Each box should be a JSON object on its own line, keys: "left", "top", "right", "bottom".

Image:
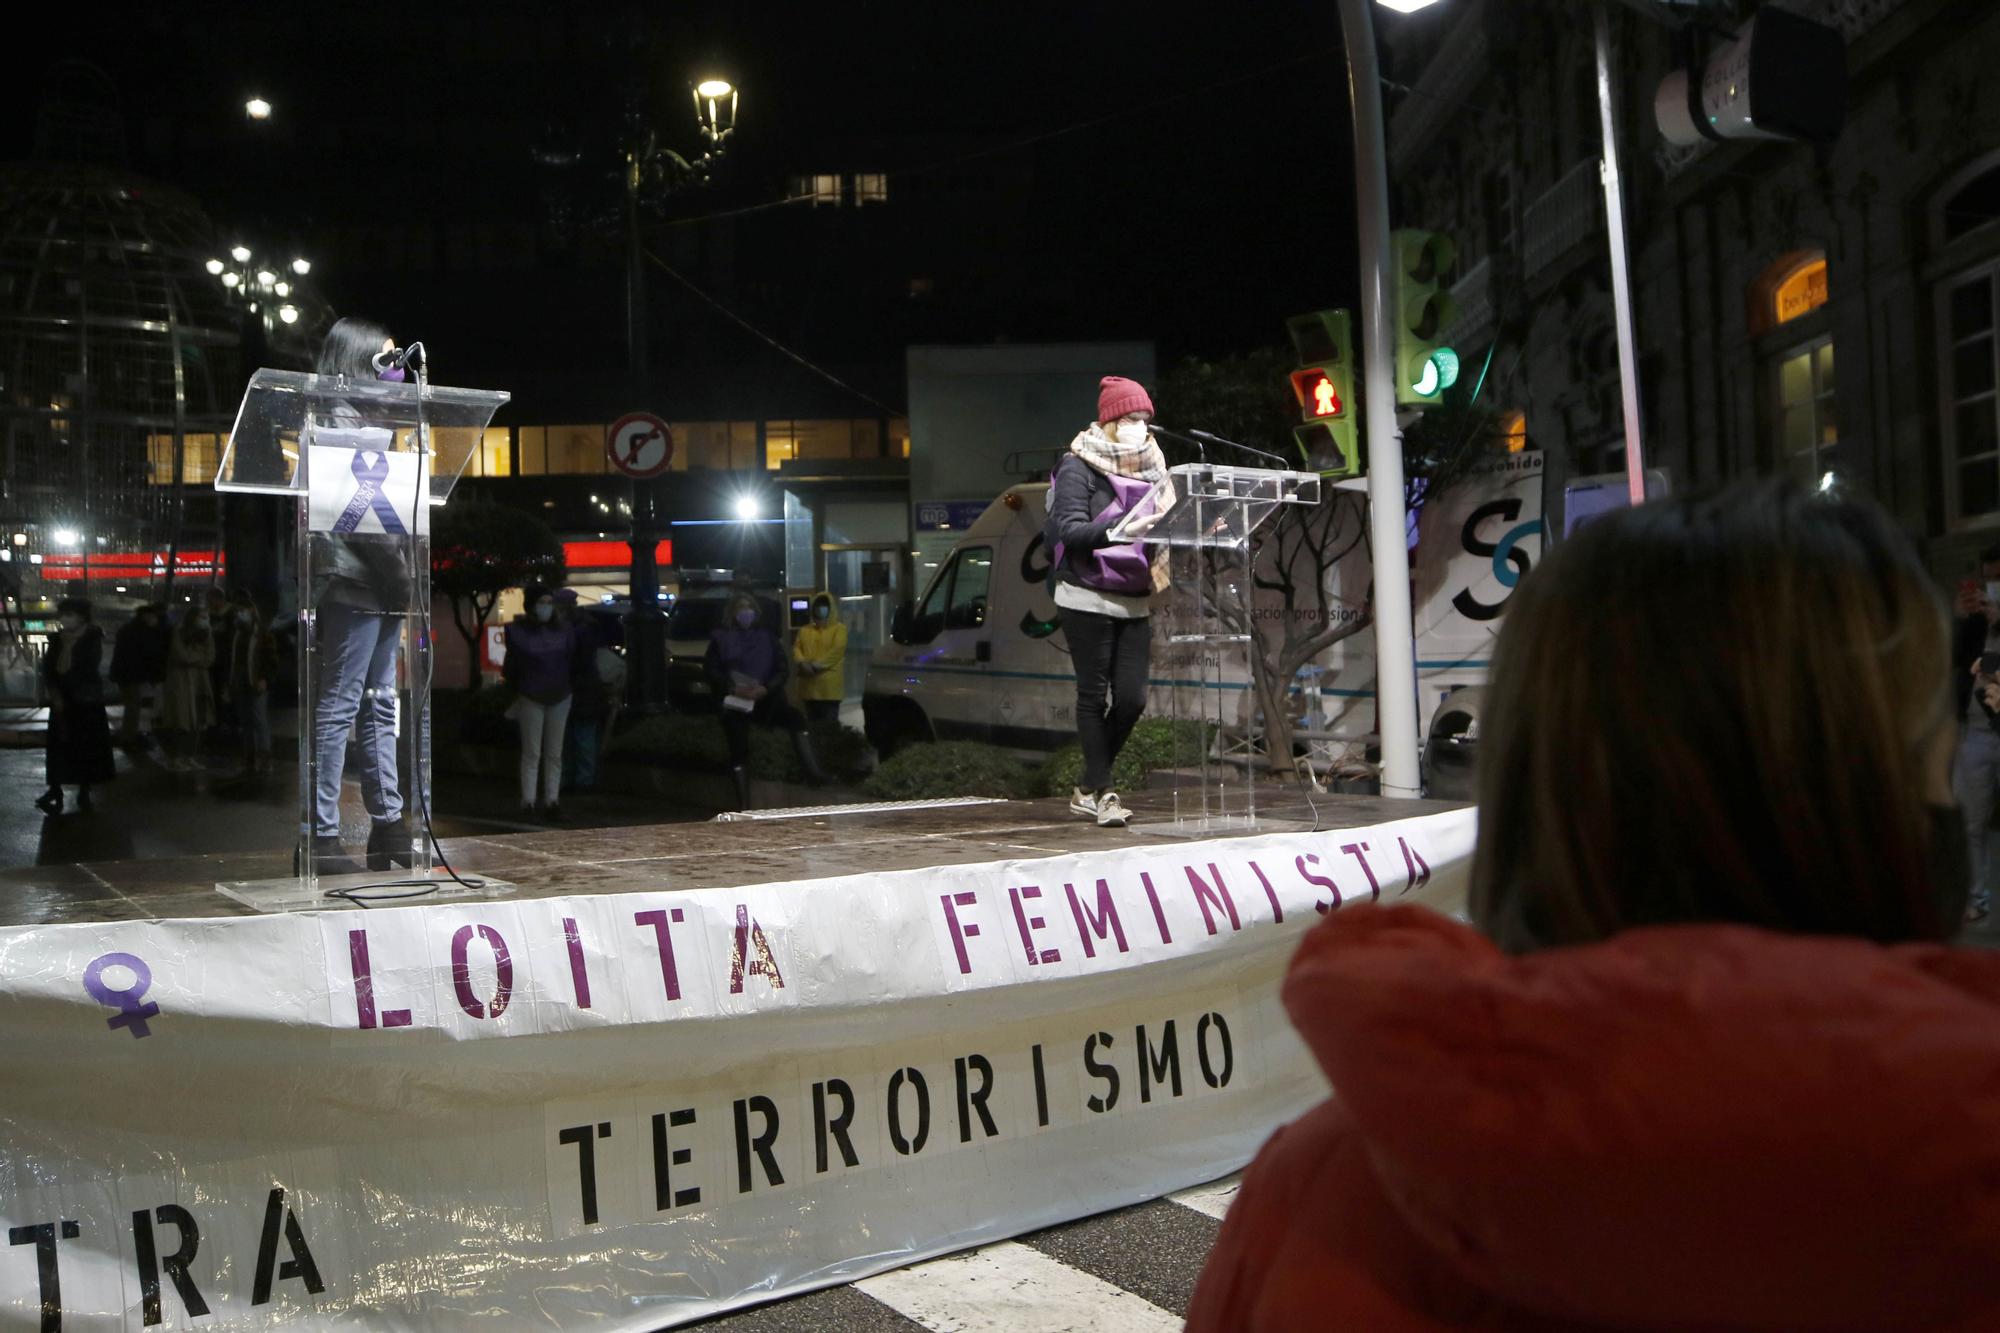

{"left": 1044, "top": 376, "right": 1170, "bottom": 830}
{"left": 305, "top": 317, "right": 418, "bottom": 873}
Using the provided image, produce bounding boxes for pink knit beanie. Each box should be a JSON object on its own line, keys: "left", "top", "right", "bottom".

{"left": 1097, "top": 376, "right": 1154, "bottom": 423}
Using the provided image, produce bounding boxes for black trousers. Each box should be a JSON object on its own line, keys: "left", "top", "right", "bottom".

{"left": 804, "top": 699, "right": 841, "bottom": 723}
{"left": 722, "top": 694, "right": 807, "bottom": 767}
{"left": 1066, "top": 609, "right": 1151, "bottom": 793}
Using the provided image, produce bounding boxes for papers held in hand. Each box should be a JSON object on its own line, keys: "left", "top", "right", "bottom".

{"left": 723, "top": 670, "right": 761, "bottom": 713}
{"left": 1106, "top": 476, "right": 1178, "bottom": 544}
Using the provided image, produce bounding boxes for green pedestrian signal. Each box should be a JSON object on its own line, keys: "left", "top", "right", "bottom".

{"left": 1285, "top": 309, "right": 1361, "bottom": 478}
{"left": 1390, "top": 229, "right": 1458, "bottom": 407}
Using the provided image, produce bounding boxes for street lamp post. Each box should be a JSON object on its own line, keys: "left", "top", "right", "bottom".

{"left": 1338, "top": 0, "right": 1425, "bottom": 799}
{"left": 617, "top": 77, "right": 737, "bottom": 712}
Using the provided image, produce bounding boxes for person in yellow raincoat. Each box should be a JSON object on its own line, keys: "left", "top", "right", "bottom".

{"left": 791, "top": 591, "right": 847, "bottom": 723}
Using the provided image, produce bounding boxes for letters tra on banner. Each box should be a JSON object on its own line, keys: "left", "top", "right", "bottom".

{"left": 0, "top": 808, "right": 1474, "bottom": 1331}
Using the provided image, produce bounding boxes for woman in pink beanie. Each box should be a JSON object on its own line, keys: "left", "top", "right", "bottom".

{"left": 1042, "top": 376, "right": 1172, "bottom": 828}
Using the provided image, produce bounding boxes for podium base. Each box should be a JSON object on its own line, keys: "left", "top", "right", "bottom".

{"left": 217, "top": 869, "right": 519, "bottom": 915}
{"left": 1132, "top": 814, "right": 1319, "bottom": 840}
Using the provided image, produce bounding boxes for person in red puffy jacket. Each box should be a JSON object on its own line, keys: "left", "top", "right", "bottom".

{"left": 1189, "top": 480, "right": 1999, "bottom": 1333}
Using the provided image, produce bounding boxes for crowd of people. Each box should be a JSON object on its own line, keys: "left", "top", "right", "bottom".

{"left": 35, "top": 586, "right": 284, "bottom": 816}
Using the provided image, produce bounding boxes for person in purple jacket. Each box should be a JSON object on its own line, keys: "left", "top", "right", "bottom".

{"left": 503, "top": 583, "right": 583, "bottom": 822}
{"left": 705, "top": 590, "right": 824, "bottom": 809}
{"left": 1044, "top": 376, "right": 1171, "bottom": 829}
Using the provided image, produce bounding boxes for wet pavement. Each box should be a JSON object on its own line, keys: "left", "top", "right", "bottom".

{"left": 0, "top": 730, "right": 1462, "bottom": 928}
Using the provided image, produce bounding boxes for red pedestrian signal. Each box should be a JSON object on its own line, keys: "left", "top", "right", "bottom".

{"left": 1289, "top": 369, "right": 1342, "bottom": 418}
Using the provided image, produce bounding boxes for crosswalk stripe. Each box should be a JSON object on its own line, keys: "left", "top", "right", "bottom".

{"left": 853, "top": 1239, "right": 1184, "bottom": 1332}
{"left": 1166, "top": 1171, "right": 1242, "bottom": 1222}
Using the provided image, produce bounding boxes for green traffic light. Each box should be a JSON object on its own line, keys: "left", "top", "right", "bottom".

{"left": 1411, "top": 347, "right": 1461, "bottom": 397}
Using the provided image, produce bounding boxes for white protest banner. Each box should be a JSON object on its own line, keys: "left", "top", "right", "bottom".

{"left": 0, "top": 806, "right": 1474, "bottom": 1330}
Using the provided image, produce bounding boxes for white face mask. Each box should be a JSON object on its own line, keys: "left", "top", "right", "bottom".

{"left": 1113, "top": 420, "right": 1148, "bottom": 447}
{"left": 534, "top": 604, "right": 554, "bottom": 623}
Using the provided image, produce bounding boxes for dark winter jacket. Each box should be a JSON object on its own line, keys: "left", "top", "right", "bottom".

{"left": 1045, "top": 455, "right": 1128, "bottom": 592}
{"left": 221, "top": 617, "right": 279, "bottom": 698}
{"left": 502, "top": 616, "right": 581, "bottom": 705}
{"left": 43, "top": 625, "right": 107, "bottom": 707}
{"left": 109, "top": 616, "right": 169, "bottom": 686}
{"left": 705, "top": 625, "right": 788, "bottom": 694}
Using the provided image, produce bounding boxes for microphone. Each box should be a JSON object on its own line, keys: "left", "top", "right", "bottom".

{"left": 1153, "top": 424, "right": 1289, "bottom": 469}
{"left": 370, "top": 342, "right": 428, "bottom": 375}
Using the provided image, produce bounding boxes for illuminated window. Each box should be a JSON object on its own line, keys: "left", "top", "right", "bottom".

{"left": 1497, "top": 410, "right": 1528, "bottom": 453}
{"left": 856, "top": 172, "right": 888, "bottom": 203}
{"left": 789, "top": 174, "right": 841, "bottom": 206}
{"left": 890, "top": 418, "right": 911, "bottom": 459}
{"left": 476, "top": 427, "right": 512, "bottom": 477}
{"left": 1776, "top": 337, "right": 1836, "bottom": 488}
{"left": 145, "top": 433, "right": 223, "bottom": 484}
{"left": 545, "top": 425, "right": 608, "bottom": 475}
{"left": 518, "top": 426, "right": 547, "bottom": 475}
{"left": 1945, "top": 263, "right": 2000, "bottom": 522}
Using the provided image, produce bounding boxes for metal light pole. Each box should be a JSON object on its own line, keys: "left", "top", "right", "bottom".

{"left": 616, "top": 77, "right": 738, "bottom": 712}
{"left": 1338, "top": 0, "right": 1423, "bottom": 799}
{"left": 1594, "top": 2, "right": 1648, "bottom": 506}
{"left": 623, "top": 125, "right": 668, "bottom": 712}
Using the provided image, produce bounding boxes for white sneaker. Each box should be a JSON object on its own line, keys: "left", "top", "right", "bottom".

{"left": 1095, "top": 791, "right": 1130, "bottom": 828}
{"left": 1069, "top": 787, "right": 1100, "bottom": 819}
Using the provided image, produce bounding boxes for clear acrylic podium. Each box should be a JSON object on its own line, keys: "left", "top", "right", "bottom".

{"left": 212, "top": 367, "right": 509, "bottom": 905}
{"left": 1119, "top": 462, "right": 1321, "bottom": 836}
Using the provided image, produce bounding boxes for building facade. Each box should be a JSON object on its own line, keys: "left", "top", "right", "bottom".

{"left": 1384, "top": 0, "right": 2000, "bottom": 570}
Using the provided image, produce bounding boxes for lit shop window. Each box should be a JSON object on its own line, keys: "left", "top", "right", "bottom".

{"left": 856, "top": 172, "right": 888, "bottom": 204}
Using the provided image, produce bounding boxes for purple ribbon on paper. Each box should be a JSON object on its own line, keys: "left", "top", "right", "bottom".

{"left": 82, "top": 951, "right": 160, "bottom": 1039}
{"left": 332, "top": 450, "right": 407, "bottom": 535}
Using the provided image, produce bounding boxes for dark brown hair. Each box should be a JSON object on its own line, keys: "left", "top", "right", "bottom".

{"left": 1470, "top": 479, "right": 1956, "bottom": 950}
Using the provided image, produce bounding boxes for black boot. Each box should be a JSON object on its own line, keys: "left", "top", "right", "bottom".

{"left": 731, "top": 765, "right": 753, "bottom": 810}
{"left": 33, "top": 787, "right": 62, "bottom": 815}
{"left": 367, "top": 820, "right": 415, "bottom": 872}
{"left": 793, "top": 731, "right": 827, "bottom": 787}
{"left": 295, "top": 834, "right": 361, "bottom": 877}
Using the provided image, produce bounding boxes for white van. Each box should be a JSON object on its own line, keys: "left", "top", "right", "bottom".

{"left": 862, "top": 453, "right": 1547, "bottom": 767}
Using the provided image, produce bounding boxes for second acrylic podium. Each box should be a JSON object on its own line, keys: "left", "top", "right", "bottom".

{"left": 213, "top": 365, "right": 510, "bottom": 905}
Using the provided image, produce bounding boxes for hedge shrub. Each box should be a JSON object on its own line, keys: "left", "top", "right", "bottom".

{"left": 607, "top": 713, "right": 872, "bottom": 786}
{"left": 1037, "top": 718, "right": 1210, "bottom": 797}
{"left": 862, "top": 742, "right": 1037, "bottom": 802}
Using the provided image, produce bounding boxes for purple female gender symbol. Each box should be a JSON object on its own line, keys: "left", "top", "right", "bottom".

{"left": 82, "top": 952, "right": 160, "bottom": 1039}
{"left": 331, "top": 450, "right": 408, "bottom": 535}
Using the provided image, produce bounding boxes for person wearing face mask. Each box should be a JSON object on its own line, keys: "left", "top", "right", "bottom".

{"left": 158, "top": 601, "right": 216, "bottom": 773}
{"left": 1188, "top": 482, "right": 1997, "bottom": 1333}
{"left": 503, "top": 583, "right": 583, "bottom": 821}
{"left": 706, "top": 591, "right": 824, "bottom": 808}
{"left": 36, "top": 598, "right": 115, "bottom": 815}
{"left": 1044, "top": 376, "right": 1172, "bottom": 830}
{"left": 791, "top": 591, "right": 847, "bottom": 723}
{"left": 305, "top": 317, "right": 422, "bottom": 872}
{"left": 219, "top": 591, "right": 278, "bottom": 778}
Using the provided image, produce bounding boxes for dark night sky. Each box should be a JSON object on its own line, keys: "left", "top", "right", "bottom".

{"left": 4, "top": 2, "right": 1365, "bottom": 392}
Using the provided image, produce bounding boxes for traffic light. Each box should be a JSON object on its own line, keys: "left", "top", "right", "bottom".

{"left": 1389, "top": 229, "right": 1460, "bottom": 407}
{"left": 1284, "top": 309, "right": 1360, "bottom": 478}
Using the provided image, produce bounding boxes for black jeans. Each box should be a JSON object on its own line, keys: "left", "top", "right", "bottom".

{"left": 804, "top": 699, "right": 841, "bottom": 723}
{"left": 721, "top": 694, "right": 808, "bottom": 767}
{"left": 1066, "top": 609, "right": 1151, "bottom": 792}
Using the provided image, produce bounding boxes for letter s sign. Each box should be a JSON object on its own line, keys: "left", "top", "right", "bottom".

{"left": 1451, "top": 500, "right": 1543, "bottom": 622}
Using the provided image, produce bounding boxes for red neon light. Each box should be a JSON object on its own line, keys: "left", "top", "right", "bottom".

{"left": 563, "top": 539, "right": 672, "bottom": 569}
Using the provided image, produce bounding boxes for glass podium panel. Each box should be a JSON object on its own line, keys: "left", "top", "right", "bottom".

{"left": 215, "top": 369, "right": 509, "bottom": 903}
{"left": 1112, "top": 463, "right": 1322, "bottom": 550}
{"left": 1119, "top": 463, "right": 1322, "bottom": 837}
